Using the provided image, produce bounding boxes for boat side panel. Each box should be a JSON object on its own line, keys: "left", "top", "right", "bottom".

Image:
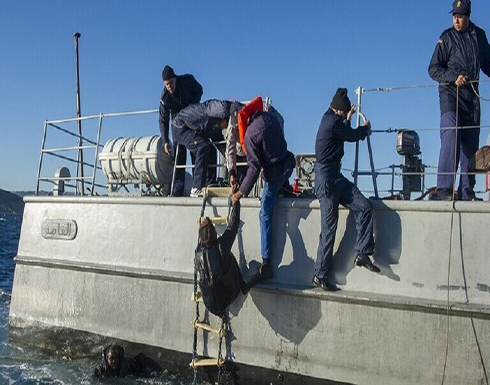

{"left": 9, "top": 263, "right": 489, "bottom": 385}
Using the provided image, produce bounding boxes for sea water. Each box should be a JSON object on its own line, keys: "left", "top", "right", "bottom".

{"left": 0, "top": 212, "right": 202, "bottom": 384}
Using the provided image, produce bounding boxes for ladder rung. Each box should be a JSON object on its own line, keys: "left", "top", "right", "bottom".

{"left": 202, "top": 187, "right": 233, "bottom": 198}
{"left": 197, "top": 216, "right": 229, "bottom": 225}
{"left": 191, "top": 292, "right": 203, "bottom": 302}
{"left": 190, "top": 357, "right": 225, "bottom": 368}
{"left": 194, "top": 321, "right": 226, "bottom": 338}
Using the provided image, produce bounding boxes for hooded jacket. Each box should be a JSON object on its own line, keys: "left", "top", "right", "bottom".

{"left": 428, "top": 21, "right": 490, "bottom": 122}
{"left": 239, "top": 111, "right": 295, "bottom": 196}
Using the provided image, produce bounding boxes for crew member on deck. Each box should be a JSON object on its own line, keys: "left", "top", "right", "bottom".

{"left": 171, "top": 99, "right": 230, "bottom": 197}
{"left": 230, "top": 100, "right": 295, "bottom": 281}
{"left": 428, "top": 0, "right": 490, "bottom": 201}
{"left": 313, "top": 88, "right": 379, "bottom": 292}
{"left": 158, "top": 65, "right": 203, "bottom": 196}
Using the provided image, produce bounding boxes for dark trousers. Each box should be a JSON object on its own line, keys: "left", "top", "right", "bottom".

{"left": 314, "top": 162, "right": 374, "bottom": 279}
{"left": 437, "top": 111, "right": 480, "bottom": 200}
{"left": 172, "top": 143, "right": 188, "bottom": 197}
{"left": 186, "top": 138, "right": 214, "bottom": 190}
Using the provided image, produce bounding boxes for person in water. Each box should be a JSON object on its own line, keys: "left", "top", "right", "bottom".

{"left": 94, "top": 344, "right": 162, "bottom": 378}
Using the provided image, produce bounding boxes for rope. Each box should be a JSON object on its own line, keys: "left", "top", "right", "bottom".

{"left": 363, "top": 77, "right": 490, "bottom": 93}
{"left": 441, "top": 85, "right": 460, "bottom": 385}
{"left": 192, "top": 197, "right": 207, "bottom": 385}
{"left": 471, "top": 82, "right": 490, "bottom": 102}
{"left": 217, "top": 314, "right": 226, "bottom": 384}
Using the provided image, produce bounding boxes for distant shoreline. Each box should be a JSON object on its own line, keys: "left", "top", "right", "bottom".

{"left": 0, "top": 190, "right": 25, "bottom": 214}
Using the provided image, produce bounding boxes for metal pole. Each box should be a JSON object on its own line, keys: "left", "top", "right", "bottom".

{"left": 391, "top": 165, "right": 395, "bottom": 196}
{"left": 90, "top": 113, "right": 103, "bottom": 195}
{"left": 36, "top": 120, "right": 49, "bottom": 195}
{"left": 74, "top": 32, "right": 84, "bottom": 195}
{"left": 354, "top": 87, "right": 363, "bottom": 186}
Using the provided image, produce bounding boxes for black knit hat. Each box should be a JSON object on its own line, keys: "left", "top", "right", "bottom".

{"left": 162, "top": 65, "right": 176, "bottom": 81}
{"left": 330, "top": 88, "right": 351, "bottom": 111}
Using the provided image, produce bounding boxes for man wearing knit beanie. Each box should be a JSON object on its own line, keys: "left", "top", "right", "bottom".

{"left": 158, "top": 65, "right": 203, "bottom": 196}
{"left": 313, "top": 88, "right": 379, "bottom": 292}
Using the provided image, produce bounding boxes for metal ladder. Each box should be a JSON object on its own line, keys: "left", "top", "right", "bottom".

{"left": 190, "top": 186, "right": 233, "bottom": 385}
{"left": 170, "top": 141, "right": 228, "bottom": 196}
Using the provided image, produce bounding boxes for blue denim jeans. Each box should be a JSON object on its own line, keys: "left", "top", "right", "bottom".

{"left": 260, "top": 167, "right": 294, "bottom": 260}
{"left": 314, "top": 162, "right": 374, "bottom": 279}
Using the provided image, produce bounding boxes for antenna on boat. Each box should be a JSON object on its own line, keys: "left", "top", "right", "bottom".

{"left": 73, "top": 32, "right": 84, "bottom": 195}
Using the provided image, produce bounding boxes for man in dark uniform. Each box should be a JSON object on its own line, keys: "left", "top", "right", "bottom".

{"left": 428, "top": 0, "right": 490, "bottom": 201}
{"left": 313, "top": 88, "right": 379, "bottom": 292}
{"left": 230, "top": 108, "right": 295, "bottom": 280}
{"left": 158, "top": 65, "right": 203, "bottom": 196}
{"left": 171, "top": 99, "right": 230, "bottom": 196}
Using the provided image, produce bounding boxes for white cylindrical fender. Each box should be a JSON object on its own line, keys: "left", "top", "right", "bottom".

{"left": 99, "top": 135, "right": 173, "bottom": 186}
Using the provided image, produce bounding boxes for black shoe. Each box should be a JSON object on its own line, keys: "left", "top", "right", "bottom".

{"left": 259, "top": 261, "right": 273, "bottom": 280}
{"left": 312, "top": 275, "right": 340, "bottom": 291}
{"left": 430, "top": 188, "right": 454, "bottom": 201}
{"left": 355, "top": 255, "right": 380, "bottom": 273}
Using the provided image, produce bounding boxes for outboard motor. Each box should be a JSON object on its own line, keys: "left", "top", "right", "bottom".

{"left": 396, "top": 130, "right": 424, "bottom": 200}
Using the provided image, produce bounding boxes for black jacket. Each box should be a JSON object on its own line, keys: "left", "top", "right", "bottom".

{"left": 94, "top": 345, "right": 161, "bottom": 378}
{"left": 158, "top": 74, "right": 203, "bottom": 144}
{"left": 428, "top": 22, "right": 490, "bottom": 121}
{"left": 195, "top": 202, "right": 242, "bottom": 316}
{"left": 315, "top": 108, "right": 368, "bottom": 165}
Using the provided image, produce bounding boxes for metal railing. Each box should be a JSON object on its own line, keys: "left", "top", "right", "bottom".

{"left": 35, "top": 109, "right": 158, "bottom": 196}
{"left": 352, "top": 79, "right": 490, "bottom": 199}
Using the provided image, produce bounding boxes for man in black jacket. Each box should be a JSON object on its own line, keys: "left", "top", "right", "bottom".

{"left": 195, "top": 200, "right": 250, "bottom": 316}
{"left": 428, "top": 0, "right": 490, "bottom": 201}
{"left": 94, "top": 344, "right": 162, "bottom": 378}
{"left": 313, "top": 88, "right": 379, "bottom": 292}
{"left": 159, "top": 65, "right": 203, "bottom": 196}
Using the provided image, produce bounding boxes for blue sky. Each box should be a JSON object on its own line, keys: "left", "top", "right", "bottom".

{"left": 1, "top": 1, "right": 490, "bottom": 195}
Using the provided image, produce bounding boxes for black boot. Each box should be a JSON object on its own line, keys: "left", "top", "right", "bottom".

{"left": 259, "top": 259, "right": 273, "bottom": 280}
{"left": 312, "top": 275, "right": 340, "bottom": 292}
{"left": 355, "top": 255, "right": 380, "bottom": 273}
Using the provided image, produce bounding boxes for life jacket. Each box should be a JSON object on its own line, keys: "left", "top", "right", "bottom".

{"left": 238, "top": 97, "right": 263, "bottom": 154}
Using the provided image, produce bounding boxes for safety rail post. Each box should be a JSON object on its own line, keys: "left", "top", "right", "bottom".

{"left": 354, "top": 86, "right": 363, "bottom": 186}
{"left": 90, "top": 113, "right": 103, "bottom": 195}
{"left": 390, "top": 165, "right": 395, "bottom": 196}
{"left": 73, "top": 32, "right": 84, "bottom": 196}
{"left": 36, "top": 120, "right": 49, "bottom": 195}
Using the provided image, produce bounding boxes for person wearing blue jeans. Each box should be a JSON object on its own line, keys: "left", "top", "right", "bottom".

{"left": 231, "top": 107, "right": 295, "bottom": 281}
{"left": 260, "top": 167, "right": 294, "bottom": 262}
{"left": 313, "top": 88, "right": 380, "bottom": 292}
